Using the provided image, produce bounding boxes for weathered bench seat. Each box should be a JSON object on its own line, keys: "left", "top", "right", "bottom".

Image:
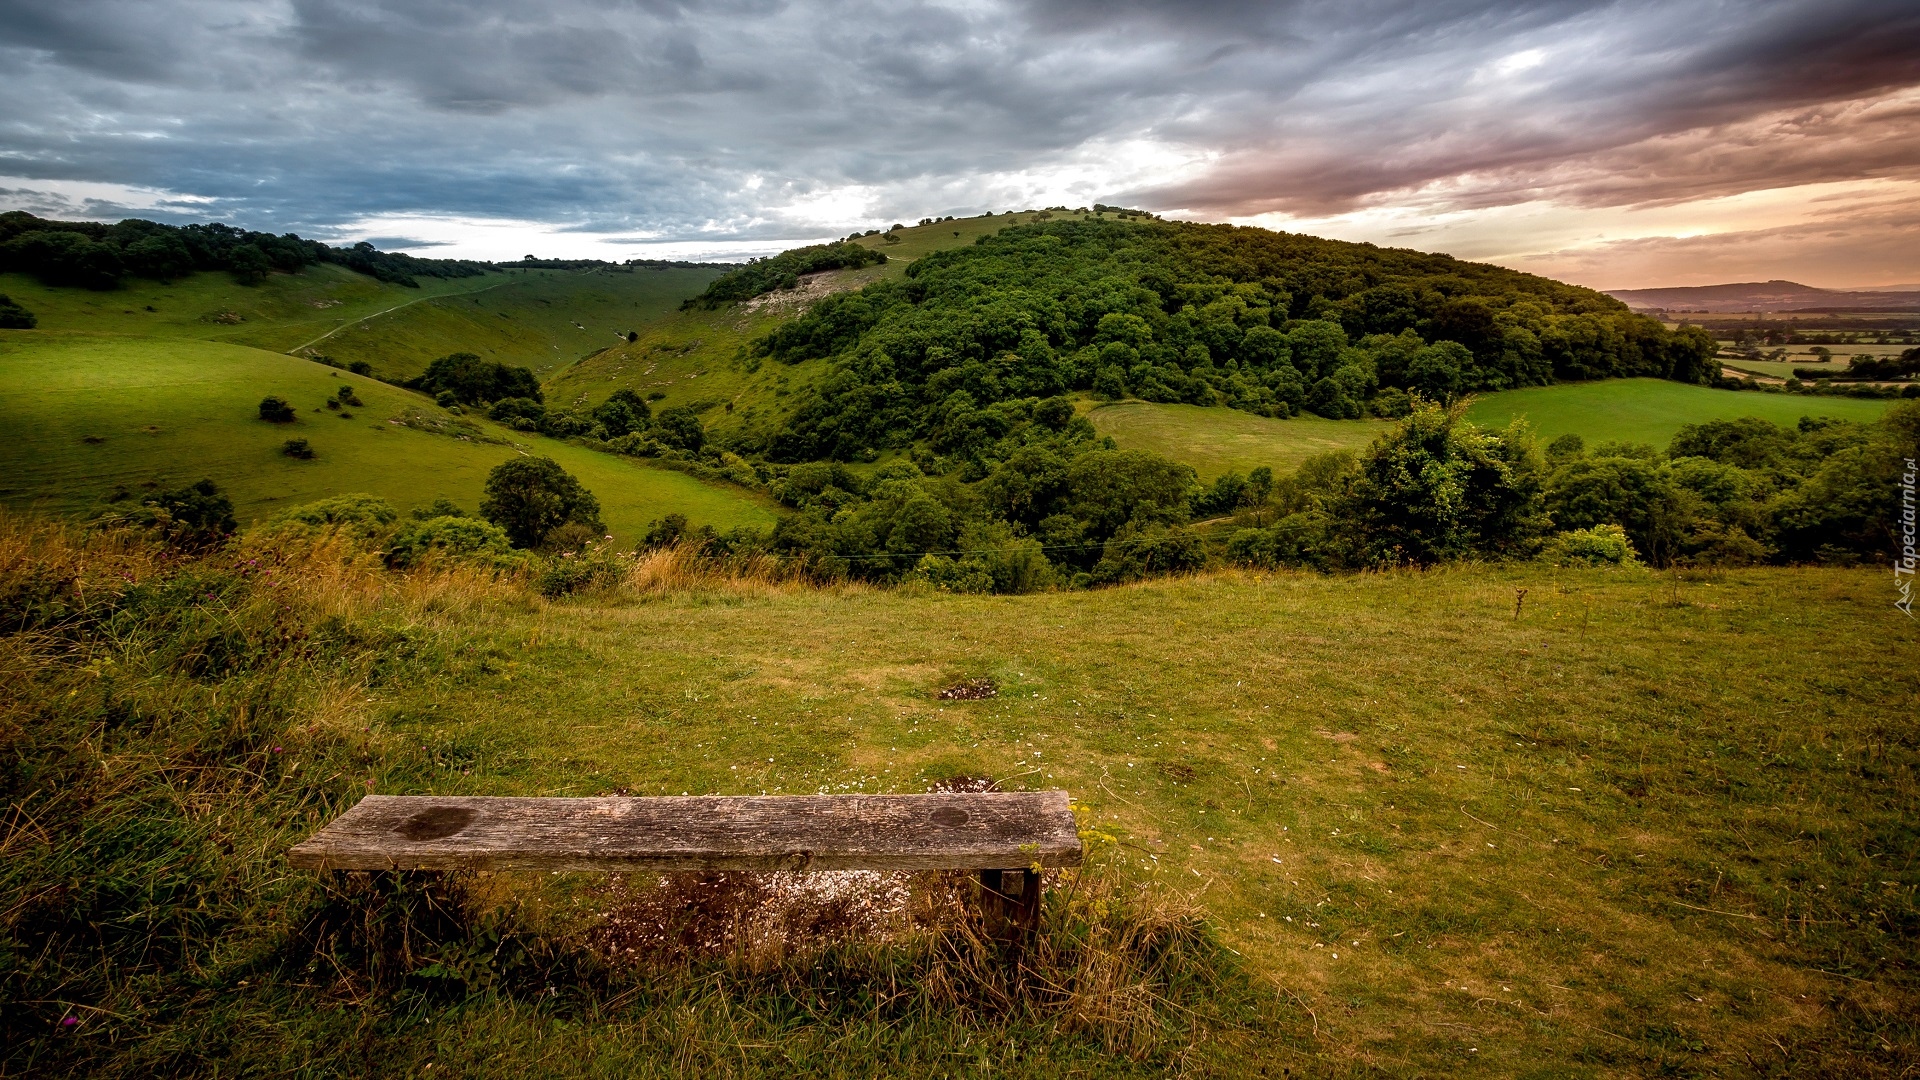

{"left": 291, "top": 791, "right": 1082, "bottom": 939}
{"left": 289, "top": 791, "right": 1082, "bottom": 874}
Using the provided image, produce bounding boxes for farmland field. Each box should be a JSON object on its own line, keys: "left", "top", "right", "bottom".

{"left": 0, "top": 332, "right": 775, "bottom": 536}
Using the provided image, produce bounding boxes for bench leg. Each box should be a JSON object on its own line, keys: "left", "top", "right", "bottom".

{"left": 976, "top": 868, "right": 1042, "bottom": 948}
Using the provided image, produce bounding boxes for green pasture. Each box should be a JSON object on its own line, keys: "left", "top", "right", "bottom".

{"left": 1086, "top": 400, "right": 1389, "bottom": 479}
{"left": 1084, "top": 381, "right": 1897, "bottom": 482}
{"left": 0, "top": 263, "right": 728, "bottom": 385}
{"left": 17, "top": 556, "right": 1914, "bottom": 1076}
{"left": 1466, "top": 377, "right": 1895, "bottom": 447}
{"left": 305, "top": 265, "right": 726, "bottom": 382}
{"left": 0, "top": 332, "right": 774, "bottom": 537}
{"left": 0, "top": 263, "right": 498, "bottom": 353}
{"left": 543, "top": 302, "right": 811, "bottom": 443}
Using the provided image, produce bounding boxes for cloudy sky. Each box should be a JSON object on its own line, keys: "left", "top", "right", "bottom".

{"left": 3, "top": 0, "right": 1918, "bottom": 288}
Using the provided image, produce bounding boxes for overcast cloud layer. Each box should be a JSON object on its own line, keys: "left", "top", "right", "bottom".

{"left": 2, "top": 0, "right": 1917, "bottom": 286}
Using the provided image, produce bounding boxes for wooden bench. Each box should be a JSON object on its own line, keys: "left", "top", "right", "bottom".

{"left": 290, "top": 791, "right": 1083, "bottom": 939}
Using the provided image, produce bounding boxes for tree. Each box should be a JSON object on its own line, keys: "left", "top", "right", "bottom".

{"left": 653, "top": 406, "right": 704, "bottom": 452}
{"left": 258, "top": 395, "right": 296, "bottom": 423}
{"left": 1406, "top": 341, "right": 1472, "bottom": 399}
{"left": 480, "top": 457, "right": 603, "bottom": 549}
{"left": 228, "top": 244, "right": 271, "bottom": 286}
{"left": 1334, "top": 400, "right": 1548, "bottom": 565}
{"left": 281, "top": 437, "right": 314, "bottom": 459}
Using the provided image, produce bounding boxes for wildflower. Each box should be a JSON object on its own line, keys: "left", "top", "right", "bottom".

{"left": 61, "top": 1016, "right": 78, "bottom": 1027}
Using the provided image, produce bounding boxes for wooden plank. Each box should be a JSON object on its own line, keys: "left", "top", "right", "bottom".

{"left": 287, "top": 792, "right": 1083, "bottom": 873}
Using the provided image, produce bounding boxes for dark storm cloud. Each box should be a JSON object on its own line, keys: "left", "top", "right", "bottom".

{"left": 0, "top": 0, "right": 1915, "bottom": 243}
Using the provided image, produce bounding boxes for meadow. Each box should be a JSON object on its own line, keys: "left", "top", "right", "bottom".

{"left": 1085, "top": 401, "right": 1389, "bottom": 479}
{"left": 1083, "top": 380, "right": 1895, "bottom": 481}
{"left": 5, "top": 521, "right": 1914, "bottom": 1077}
{"left": 0, "top": 332, "right": 774, "bottom": 536}
{"left": 0, "top": 263, "right": 727, "bottom": 384}
{"left": 1464, "top": 379, "right": 1895, "bottom": 446}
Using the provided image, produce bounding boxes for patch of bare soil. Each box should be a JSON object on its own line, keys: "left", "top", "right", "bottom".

{"left": 937, "top": 677, "right": 997, "bottom": 700}
{"left": 739, "top": 270, "right": 865, "bottom": 315}
{"left": 589, "top": 870, "right": 977, "bottom": 968}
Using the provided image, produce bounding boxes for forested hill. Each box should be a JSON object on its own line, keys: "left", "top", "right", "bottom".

{"left": 0, "top": 212, "right": 717, "bottom": 291}
{"left": 746, "top": 217, "right": 1719, "bottom": 460}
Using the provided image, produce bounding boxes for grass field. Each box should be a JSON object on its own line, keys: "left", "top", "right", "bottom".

{"left": 1086, "top": 401, "right": 1389, "bottom": 478}
{"left": 1083, "top": 381, "right": 1898, "bottom": 481}
{"left": 0, "top": 332, "right": 775, "bottom": 537}
{"left": 0, "top": 263, "right": 494, "bottom": 353}
{"left": 12, "top": 547, "right": 1914, "bottom": 1076}
{"left": 1466, "top": 378, "right": 1896, "bottom": 447}
{"left": 302, "top": 265, "right": 727, "bottom": 382}
{"left": 0, "top": 263, "right": 728, "bottom": 384}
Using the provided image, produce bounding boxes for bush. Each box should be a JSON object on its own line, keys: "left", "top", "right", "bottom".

{"left": 386, "top": 515, "right": 516, "bottom": 568}
{"left": 258, "top": 395, "right": 296, "bottom": 423}
{"left": 1539, "top": 524, "right": 1641, "bottom": 567}
{"left": 270, "top": 494, "right": 398, "bottom": 542}
{"left": 0, "top": 293, "right": 35, "bottom": 329}
{"left": 480, "top": 457, "right": 603, "bottom": 549}
{"left": 281, "top": 437, "right": 314, "bottom": 459}
{"left": 410, "top": 353, "right": 542, "bottom": 405}
{"left": 113, "top": 478, "right": 236, "bottom": 549}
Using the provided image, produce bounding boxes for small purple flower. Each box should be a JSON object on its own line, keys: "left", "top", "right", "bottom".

{"left": 61, "top": 1016, "right": 78, "bottom": 1028}
{"left": 272, "top": 746, "right": 284, "bottom": 754}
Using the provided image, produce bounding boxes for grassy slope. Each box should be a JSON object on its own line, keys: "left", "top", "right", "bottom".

{"left": 0, "top": 332, "right": 774, "bottom": 537}
{"left": 0, "top": 263, "right": 492, "bottom": 353}
{"left": 303, "top": 265, "right": 727, "bottom": 382}
{"left": 1466, "top": 378, "right": 1895, "bottom": 445}
{"left": 337, "top": 566, "right": 1915, "bottom": 1075}
{"left": 1087, "top": 401, "right": 1389, "bottom": 479}
{"left": 0, "top": 263, "right": 730, "bottom": 384}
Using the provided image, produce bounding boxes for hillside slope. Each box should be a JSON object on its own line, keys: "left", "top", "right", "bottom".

{"left": 0, "top": 332, "right": 774, "bottom": 537}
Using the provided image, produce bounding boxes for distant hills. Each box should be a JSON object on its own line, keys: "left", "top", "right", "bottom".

{"left": 1608, "top": 279, "right": 1920, "bottom": 313}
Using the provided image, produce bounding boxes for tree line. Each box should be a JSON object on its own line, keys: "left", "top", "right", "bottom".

{"left": 0, "top": 212, "right": 494, "bottom": 289}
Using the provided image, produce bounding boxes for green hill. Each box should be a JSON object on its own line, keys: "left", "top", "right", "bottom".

{"left": 0, "top": 332, "right": 773, "bottom": 538}
{"left": 545, "top": 212, "right": 1093, "bottom": 440}
{"left": 0, "top": 261, "right": 728, "bottom": 384}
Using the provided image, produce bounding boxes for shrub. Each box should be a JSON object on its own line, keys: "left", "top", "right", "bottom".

{"left": 410, "top": 352, "right": 542, "bottom": 405}
{"left": 112, "top": 478, "right": 236, "bottom": 549}
{"left": 386, "top": 515, "right": 516, "bottom": 568}
{"left": 258, "top": 395, "right": 296, "bottom": 423}
{"left": 0, "top": 293, "right": 35, "bottom": 328}
{"left": 480, "top": 457, "right": 603, "bottom": 549}
{"left": 281, "top": 437, "right": 314, "bottom": 459}
{"left": 270, "top": 494, "right": 398, "bottom": 542}
{"left": 533, "top": 546, "right": 627, "bottom": 597}
{"left": 1540, "top": 524, "right": 1642, "bottom": 567}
